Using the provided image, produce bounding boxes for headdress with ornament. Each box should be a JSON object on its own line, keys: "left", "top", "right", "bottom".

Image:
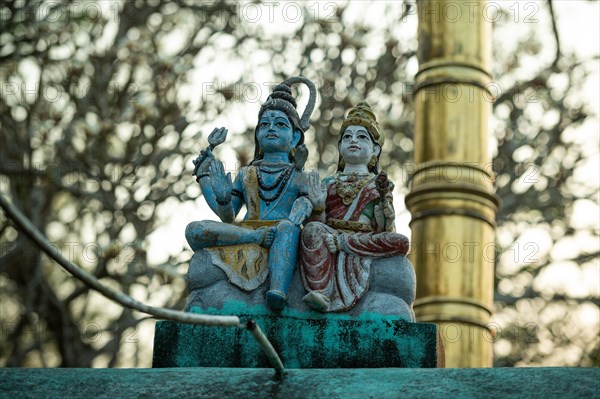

{"left": 337, "top": 101, "right": 384, "bottom": 173}
{"left": 252, "top": 77, "right": 317, "bottom": 164}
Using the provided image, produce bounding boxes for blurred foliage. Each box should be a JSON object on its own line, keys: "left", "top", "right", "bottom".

{"left": 0, "top": 0, "right": 598, "bottom": 367}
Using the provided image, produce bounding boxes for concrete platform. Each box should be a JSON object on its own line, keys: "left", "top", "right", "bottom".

{"left": 1, "top": 367, "right": 598, "bottom": 398}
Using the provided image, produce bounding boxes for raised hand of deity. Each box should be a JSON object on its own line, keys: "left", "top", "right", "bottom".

{"left": 192, "top": 147, "right": 214, "bottom": 181}
{"left": 192, "top": 127, "right": 228, "bottom": 180}
{"left": 307, "top": 170, "right": 327, "bottom": 214}
{"left": 209, "top": 159, "right": 233, "bottom": 205}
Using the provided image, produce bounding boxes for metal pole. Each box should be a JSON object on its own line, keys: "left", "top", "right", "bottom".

{"left": 407, "top": 0, "right": 500, "bottom": 367}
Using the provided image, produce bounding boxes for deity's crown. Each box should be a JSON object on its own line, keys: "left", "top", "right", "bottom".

{"left": 252, "top": 77, "right": 317, "bottom": 164}
{"left": 258, "top": 83, "right": 302, "bottom": 132}
{"left": 340, "top": 101, "right": 384, "bottom": 146}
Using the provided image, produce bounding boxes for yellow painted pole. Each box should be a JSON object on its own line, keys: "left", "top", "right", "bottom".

{"left": 406, "top": 0, "right": 500, "bottom": 367}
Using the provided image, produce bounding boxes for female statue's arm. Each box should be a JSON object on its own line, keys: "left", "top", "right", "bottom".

{"left": 373, "top": 172, "right": 396, "bottom": 232}
{"left": 374, "top": 193, "right": 396, "bottom": 232}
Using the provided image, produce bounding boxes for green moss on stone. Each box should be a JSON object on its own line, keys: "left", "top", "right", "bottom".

{"left": 153, "top": 302, "right": 438, "bottom": 368}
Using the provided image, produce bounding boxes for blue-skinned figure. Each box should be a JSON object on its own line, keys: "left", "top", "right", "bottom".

{"left": 186, "top": 77, "right": 317, "bottom": 311}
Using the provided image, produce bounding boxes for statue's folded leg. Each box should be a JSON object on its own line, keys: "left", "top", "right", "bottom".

{"left": 265, "top": 220, "right": 301, "bottom": 311}
{"left": 341, "top": 231, "right": 409, "bottom": 258}
{"left": 299, "top": 222, "right": 338, "bottom": 310}
{"left": 185, "top": 220, "right": 271, "bottom": 251}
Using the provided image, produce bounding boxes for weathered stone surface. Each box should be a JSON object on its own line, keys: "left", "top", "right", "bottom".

{"left": 153, "top": 303, "right": 437, "bottom": 368}
{"left": 1, "top": 367, "right": 598, "bottom": 399}
{"left": 173, "top": 251, "right": 422, "bottom": 369}
{"left": 186, "top": 249, "right": 416, "bottom": 320}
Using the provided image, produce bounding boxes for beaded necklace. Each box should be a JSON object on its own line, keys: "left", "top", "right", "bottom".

{"left": 257, "top": 164, "right": 294, "bottom": 205}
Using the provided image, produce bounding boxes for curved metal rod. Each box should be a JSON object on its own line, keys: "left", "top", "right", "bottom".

{"left": 0, "top": 193, "right": 286, "bottom": 377}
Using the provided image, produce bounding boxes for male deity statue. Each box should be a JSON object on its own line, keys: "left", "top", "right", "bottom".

{"left": 301, "top": 102, "right": 410, "bottom": 312}
{"left": 186, "top": 77, "right": 317, "bottom": 311}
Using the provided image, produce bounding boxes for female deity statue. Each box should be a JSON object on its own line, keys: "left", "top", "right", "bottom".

{"left": 186, "top": 77, "right": 317, "bottom": 311}
{"left": 300, "top": 101, "right": 410, "bottom": 312}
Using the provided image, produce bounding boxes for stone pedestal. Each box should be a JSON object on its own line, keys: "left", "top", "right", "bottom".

{"left": 153, "top": 249, "right": 441, "bottom": 368}
{"left": 153, "top": 303, "right": 439, "bottom": 368}
{"left": 185, "top": 249, "right": 417, "bottom": 320}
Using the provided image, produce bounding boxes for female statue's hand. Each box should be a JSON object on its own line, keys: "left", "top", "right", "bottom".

{"left": 374, "top": 200, "right": 395, "bottom": 232}
{"left": 307, "top": 170, "right": 327, "bottom": 212}
{"left": 209, "top": 160, "right": 232, "bottom": 204}
{"left": 289, "top": 197, "right": 312, "bottom": 226}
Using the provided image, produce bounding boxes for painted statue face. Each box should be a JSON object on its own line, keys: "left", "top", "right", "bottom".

{"left": 257, "top": 110, "right": 300, "bottom": 154}
{"left": 339, "top": 125, "right": 379, "bottom": 166}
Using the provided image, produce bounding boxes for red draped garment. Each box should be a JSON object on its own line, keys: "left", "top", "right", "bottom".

{"left": 300, "top": 175, "right": 409, "bottom": 312}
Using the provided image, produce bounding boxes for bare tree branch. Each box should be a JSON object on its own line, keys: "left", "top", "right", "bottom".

{"left": 547, "top": 0, "right": 562, "bottom": 67}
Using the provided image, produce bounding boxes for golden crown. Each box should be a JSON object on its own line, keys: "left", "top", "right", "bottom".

{"left": 339, "top": 101, "right": 384, "bottom": 146}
